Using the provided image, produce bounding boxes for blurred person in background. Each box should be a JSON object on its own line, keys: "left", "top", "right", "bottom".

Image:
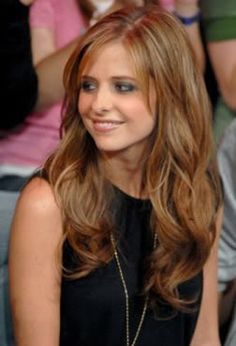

{"left": 217, "top": 119, "right": 236, "bottom": 346}
{"left": 200, "top": 0, "right": 236, "bottom": 144}
{"left": 200, "top": 1, "right": 236, "bottom": 344}
{"left": 0, "top": 0, "right": 86, "bottom": 191}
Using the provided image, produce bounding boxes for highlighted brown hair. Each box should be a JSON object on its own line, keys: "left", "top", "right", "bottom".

{"left": 44, "top": 4, "right": 222, "bottom": 311}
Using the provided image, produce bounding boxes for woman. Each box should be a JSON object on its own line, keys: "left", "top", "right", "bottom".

{"left": 9, "top": 4, "right": 222, "bottom": 345}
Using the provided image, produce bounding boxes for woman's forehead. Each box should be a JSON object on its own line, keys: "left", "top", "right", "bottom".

{"left": 79, "top": 40, "right": 149, "bottom": 79}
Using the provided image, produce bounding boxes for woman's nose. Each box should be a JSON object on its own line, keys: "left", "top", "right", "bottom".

{"left": 91, "top": 85, "right": 112, "bottom": 114}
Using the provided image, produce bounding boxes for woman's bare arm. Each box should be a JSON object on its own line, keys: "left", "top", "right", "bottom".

{"left": 190, "top": 206, "right": 223, "bottom": 346}
{"left": 9, "top": 178, "right": 63, "bottom": 346}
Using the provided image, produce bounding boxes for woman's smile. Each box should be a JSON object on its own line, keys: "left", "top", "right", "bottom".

{"left": 92, "top": 119, "right": 124, "bottom": 132}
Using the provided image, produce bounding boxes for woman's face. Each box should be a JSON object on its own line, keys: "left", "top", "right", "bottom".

{"left": 78, "top": 42, "right": 156, "bottom": 160}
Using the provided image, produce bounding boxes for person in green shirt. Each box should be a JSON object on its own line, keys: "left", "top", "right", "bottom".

{"left": 200, "top": 0, "right": 236, "bottom": 144}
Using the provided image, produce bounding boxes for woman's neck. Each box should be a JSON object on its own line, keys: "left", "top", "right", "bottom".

{"left": 101, "top": 154, "right": 146, "bottom": 199}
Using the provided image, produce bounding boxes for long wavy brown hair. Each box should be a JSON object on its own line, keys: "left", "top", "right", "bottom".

{"left": 44, "top": 4, "right": 222, "bottom": 311}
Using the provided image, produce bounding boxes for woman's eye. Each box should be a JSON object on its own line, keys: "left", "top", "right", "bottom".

{"left": 115, "top": 83, "right": 136, "bottom": 93}
{"left": 80, "top": 80, "right": 96, "bottom": 92}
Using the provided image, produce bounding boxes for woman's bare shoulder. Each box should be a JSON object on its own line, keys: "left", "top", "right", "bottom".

{"left": 12, "top": 177, "right": 62, "bottom": 237}
{"left": 18, "top": 176, "right": 58, "bottom": 212}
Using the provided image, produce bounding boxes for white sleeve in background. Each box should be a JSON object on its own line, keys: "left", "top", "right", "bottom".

{"left": 217, "top": 119, "right": 236, "bottom": 292}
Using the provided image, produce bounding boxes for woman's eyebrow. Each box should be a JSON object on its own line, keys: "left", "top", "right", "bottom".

{"left": 80, "top": 75, "right": 96, "bottom": 80}
{"left": 81, "top": 75, "right": 137, "bottom": 81}
{"left": 111, "top": 76, "right": 137, "bottom": 82}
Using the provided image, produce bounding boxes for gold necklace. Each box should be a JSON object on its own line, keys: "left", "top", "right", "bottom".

{"left": 111, "top": 233, "right": 157, "bottom": 346}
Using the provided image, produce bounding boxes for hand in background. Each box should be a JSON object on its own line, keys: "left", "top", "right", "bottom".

{"left": 149, "top": 1, "right": 199, "bottom": 14}
{"left": 89, "top": 0, "right": 143, "bottom": 26}
{"left": 19, "top": 0, "right": 35, "bottom": 6}
{"left": 174, "top": 0, "right": 199, "bottom": 7}
{"left": 174, "top": 0, "right": 200, "bottom": 16}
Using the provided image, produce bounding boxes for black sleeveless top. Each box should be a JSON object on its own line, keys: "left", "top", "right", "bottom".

{"left": 60, "top": 188, "right": 203, "bottom": 346}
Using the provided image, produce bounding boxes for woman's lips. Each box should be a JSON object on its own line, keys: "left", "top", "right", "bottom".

{"left": 93, "top": 120, "right": 123, "bottom": 132}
